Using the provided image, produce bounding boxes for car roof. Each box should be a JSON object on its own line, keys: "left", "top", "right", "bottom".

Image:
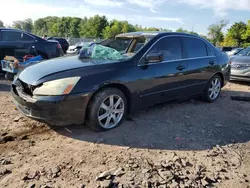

{"left": 0, "top": 27, "right": 44, "bottom": 40}
{"left": 116, "top": 31, "right": 198, "bottom": 38}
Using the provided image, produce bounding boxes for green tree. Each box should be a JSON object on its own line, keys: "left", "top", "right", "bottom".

{"left": 12, "top": 19, "right": 33, "bottom": 32}
{"left": 0, "top": 20, "right": 4, "bottom": 27}
{"left": 145, "top": 27, "right": 160, "bottom": 31}
{"left": 22, "top": 19, "right": 33, "bottom": 33}
{"left": 242, "top": 20, "right": 250, "bottom": 47}
{"left": 199, "top": 34, "right": 211, "bottom": 41}
{"left": 208, "top": 20, "right": 228, "bottom": 45}
{"left": 227, "top": 22, "right": 247, "bottom": 46}
{"left": 189, "top": 31, "right": 199, "bottom": 36}
{"left": 176, "top": 28, "right": 189, "bottom": 33}
{"left": 69, "top": 17, "right": 82, "bottom": 37}
{"left": 12, "top": 21, "right": 22, "bottom": 30}
{"left": 57, "top": 17, "right": 72, "bottom": 37}
{"left": 33, "top": 18, "right": 48, "bottom": 36}
{"left": 220, "top": 35, "right": 237, "bottom": 47}
{"left": 103, "top": 20, "right": 136, "bottom": 38}
{"left": 80, "top": 15, "right": 108, "bottom": 38}
{"left": 33, "top": 16, "right": 61, "bottom": 36}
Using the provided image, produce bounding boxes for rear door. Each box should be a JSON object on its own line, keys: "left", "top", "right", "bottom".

{"left": 181, "top": 37, "right": 217, "bottom": 96}
{"left": 21, "top": 33, "right": 35, "bottom": 55}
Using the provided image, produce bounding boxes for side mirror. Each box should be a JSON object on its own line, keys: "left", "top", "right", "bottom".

{"left": 146, "top": 52, "right": 163, "bottom": 63}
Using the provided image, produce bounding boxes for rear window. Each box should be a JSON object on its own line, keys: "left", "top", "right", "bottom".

{"left": 182, "top": 37, "right": 207, "bottom": 58}
{"left": 57, "top": 38, "right": 67, "bottom": 43}
{"left": 2, "top": 31, "right": 21, "bottom": 41}
{"left": 22, "top": 33, "right": 35, "bottom": 41}
{"left": 222, "top": 47, "right": 233, "bottom": 52}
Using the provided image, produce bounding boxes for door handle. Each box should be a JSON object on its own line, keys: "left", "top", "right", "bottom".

{"left": 209, "top": 61, "right": 215, "bottom": 65}
{"left": 176, "top": 65, "right": 186, "bottom": 71}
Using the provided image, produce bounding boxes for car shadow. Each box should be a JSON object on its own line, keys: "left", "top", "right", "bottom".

{"left": 51, "top": 89, "right": 250, "bottom": 151}
{"left": 229, "top": 80, "right": 250, "bottom": 86}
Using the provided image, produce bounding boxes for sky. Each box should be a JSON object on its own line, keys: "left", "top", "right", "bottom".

{"left": 0, "top": 0, "right": 250, "bottom": 34}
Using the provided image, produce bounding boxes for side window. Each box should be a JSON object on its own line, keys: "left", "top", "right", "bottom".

{"left": 2, "top": 31, "right": 21, "bottom": 41}
{"left": 148, "top": 37, "right": 182, "bottom": 61}
{"left": 206, "top": 45, "right": 214, "bottom": 56}
{"left": 22, "top": 33, "right": 35, "bottom": 42}
{"left": 182, "top": 37, "right": 207, "bottom": 58}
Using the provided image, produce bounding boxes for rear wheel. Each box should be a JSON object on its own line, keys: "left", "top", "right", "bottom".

{"left": 5, "top": 72, "right": 15, "bottom": 81}
{"left": 204, "top": 75, "right": 222, "bottom": 103}
{"left": 87, "top": 88, "right": 127, "bottom": 132}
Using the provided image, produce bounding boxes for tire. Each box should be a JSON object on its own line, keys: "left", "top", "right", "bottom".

{"left": 204, "top": 74, "right": 222, "bottom": 103}
{"left": 87, "top": 88, "right": 127, "bottom": 132}
{"left": 5, "top": 72, "right": 15, "bottom": 81}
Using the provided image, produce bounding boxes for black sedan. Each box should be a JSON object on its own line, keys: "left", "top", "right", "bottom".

{"left": 47, "top": 37, "right": 69, "bottom": 54}
{"left": 11, "top": 32, "right": 231, "bottom": 131}
{"left": 0, "top": 28, "right": 64, "bottom": 72}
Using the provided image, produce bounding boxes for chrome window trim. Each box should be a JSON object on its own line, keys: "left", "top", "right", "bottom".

{"left": 138, "top": 55, "right": 216, "bottom": 67}
{"left": 138, "top": 34, "right": 216, "bottom": 67}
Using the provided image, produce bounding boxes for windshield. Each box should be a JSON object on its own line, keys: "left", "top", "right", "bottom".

{"left": 236, "top": 47, "right": 250, "bottom": 56}
{"left": 78, "top": 37, "right": 151, "bottom": 61}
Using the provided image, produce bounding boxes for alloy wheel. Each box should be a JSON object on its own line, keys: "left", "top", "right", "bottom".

{"left": 97, "top": 95, "right": 125, "bottom": 129}
{"left": 208, "top": 77, "right": 221, "bottom": 100}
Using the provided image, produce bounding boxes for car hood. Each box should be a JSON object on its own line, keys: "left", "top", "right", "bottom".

{"left": 230, "top": 56, "right": 250, "bottom": 64}
{"left": 19, "top": 56, "right": 114, "bottom": 85}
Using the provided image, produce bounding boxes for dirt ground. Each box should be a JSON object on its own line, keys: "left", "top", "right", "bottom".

{"left": 1, "top": 75, "right": 250, "bottom": 188}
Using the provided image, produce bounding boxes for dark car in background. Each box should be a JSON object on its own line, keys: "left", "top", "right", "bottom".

{"left": 220, "top": 46, "right": 235, "bottom": 53}
{"left": 11, "top": 32, "right": 230, "bottom": 132}
{"left": 47, "top": 37, "right": 69, "bottom": 54}
{"left": 0, "top": 28, "right": 64, "bottom": 72}
{"left": 230, "top": 46, "right": 250, "bottom": 82}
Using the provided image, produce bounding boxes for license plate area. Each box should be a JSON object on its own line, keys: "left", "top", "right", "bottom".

{"left": 14, "top": 101, "right": 31, "bottom": 115}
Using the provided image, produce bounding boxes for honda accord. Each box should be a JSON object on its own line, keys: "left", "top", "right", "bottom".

{"left": 11, "top": 32, "right": 231, "bottom": 131}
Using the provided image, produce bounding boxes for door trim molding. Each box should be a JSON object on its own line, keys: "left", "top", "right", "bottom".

{"left": 140, "top": 82, "right": 207, "bottom": 98}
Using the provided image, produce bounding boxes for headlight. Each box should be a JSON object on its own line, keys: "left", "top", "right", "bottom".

{"left": 33, "top": 77, "right": 80, "bottom": 96}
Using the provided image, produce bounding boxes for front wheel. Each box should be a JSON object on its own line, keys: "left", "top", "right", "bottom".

{"left": 204, "top": 75, "right": 222, "bottom": 103}
{"left": 87, "top": 88, "right": 127, "bottom": 132}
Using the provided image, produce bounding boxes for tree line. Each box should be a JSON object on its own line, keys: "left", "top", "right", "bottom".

{"left": 0, "top": 15, "right": 250, "bottom": 47}
{"left": 0, "top": 15, "right": 201, "bottom": 39}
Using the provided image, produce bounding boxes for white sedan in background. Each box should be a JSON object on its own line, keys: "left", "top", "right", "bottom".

{"left": 226, "top": 48, "right": 244, "bottom": 56}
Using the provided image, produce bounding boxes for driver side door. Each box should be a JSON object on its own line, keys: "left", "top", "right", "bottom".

{"left": 136, "top": 36, "right": 189, "bottom": 108}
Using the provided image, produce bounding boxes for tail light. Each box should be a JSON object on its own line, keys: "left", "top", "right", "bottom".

{"left": 57, "top": 43, "right": 62, "bottom": 49}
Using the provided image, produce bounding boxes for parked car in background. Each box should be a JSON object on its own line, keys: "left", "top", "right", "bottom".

{"left": 11, "top": 32, "right": 230, "bottom": 131}
{"left": 0, "top": 28, "right": 64, "bottom": 72}
{"left": 220, "top": 46, "right": 235, "bottom": 53}
{"left": 47, "top": 37, "right": 69, "bottom": 54}
{"left": 67, "top": 42, "right": 86, "bottom": 54}
{"left": 230, "top": 46, "right": 250, "bottom": 82}
{"left": 226, "top": 48, "right": 244, "bottom": 56}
